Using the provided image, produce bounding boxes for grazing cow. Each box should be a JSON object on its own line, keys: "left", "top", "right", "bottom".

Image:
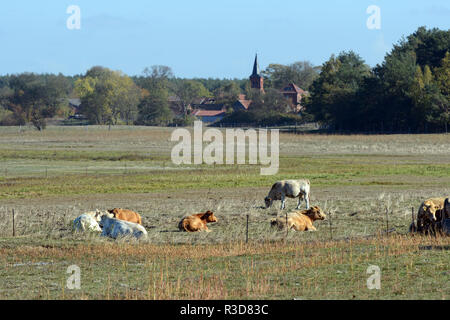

{"left": 73, "top": 210, "right": 109, "bottom": 232}
{"left": 178, "top": 211, "right": 218, "bottom": 232}
{"left": 270, "top": 206, "right": 326, "bottom": 231}
{"left": 99, "top": 214, "right": 148, "bottom": 240}
{"left": 416, "top": 197, "right": 446, "bottom": 234}
{"left": 265, "top": 179, "right": 311, "bottom": 210}
{"left": 108, "top": 208, "right": 142, "bottom": 225}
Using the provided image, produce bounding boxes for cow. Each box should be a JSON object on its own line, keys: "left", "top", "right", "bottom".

{"left": 108, "top": 208, "right": 142, "bottom": 225}
{"left": 178, "top": 211, "right": 218, "bottom": 232}
{"left": 416, "top": 197, "right": 446, "bottom": 234}
{"left": 265, "top": 179, "right": 311, "bottom": 210}
{"left": 99, "top": 214, "right": 148, "bottom": 240}
{"left": 444, "top": 198, "right": 450, "bottom": 218}
{"left": 270, "top": 206, "right": 326, "bottom": 231}
{"left": 73, "top": 210, "right": 109, "bottom": 232}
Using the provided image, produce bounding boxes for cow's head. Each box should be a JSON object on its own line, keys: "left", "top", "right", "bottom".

{"left": 264, "top": 197, "right": 273, "bottom": 209}
{"left": 107, "top": 208, "right": 120, "bottom": 218}
{"left": 305, "top": 206, "right": 326, "bottom": 221}
{"left": 422, "top": 200, "right": 440, "bottom": 222}
{"left": 93, "top": 210, "right": 113, "bottom": 222}
{"left": 201, "top": 211, "right": 218, "bottom": 223}
{"left": 98, "top": 211, "right": 115, "bottom": 227}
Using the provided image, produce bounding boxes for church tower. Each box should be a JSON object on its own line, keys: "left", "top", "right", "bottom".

{"left": 249, "top": 54, "right": 264, "bottom": 92}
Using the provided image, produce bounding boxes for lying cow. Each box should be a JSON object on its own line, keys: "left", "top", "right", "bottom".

{"left": 73, "top": 210, "right": 108, "bottom": 232}
{"left": 265, "top": 179, "right": 311, "bottom": 210}
{"left": 416, "top": 197, "right": 446, "bottom": 234}
{"left": 178, "top": 211, "right": 218, "bottom": 232}
{"left": 108, "top": 208, "right": 143, "bottom": 225}
{"left": 100, "top": 214, "right": 148, "bottom": 240}
{"left": 270, "top": 206, "right": 326, "bottom": 231}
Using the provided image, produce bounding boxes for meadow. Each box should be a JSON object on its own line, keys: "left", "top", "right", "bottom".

{"left": 0, "top": 125, "right": 449, "bottom": 300}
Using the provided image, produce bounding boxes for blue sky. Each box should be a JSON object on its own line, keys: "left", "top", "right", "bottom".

{"left": 0, "top": 0, "right": 448, "bottom": 78}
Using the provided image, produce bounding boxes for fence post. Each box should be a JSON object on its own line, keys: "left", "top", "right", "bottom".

{"left": 329, "top": 211, "right": 333, "bottom": 240}
{"left": 285, "top": 212, "right": 289, "bottom": 239}
{"left": 246, "top": 215, "right": 249, "bottom": 244}
{"left": 12, "top": 209, "right": 15, "bottom": 237}
{"left": 385, "top": 207, "right": 389, "bottom": 233}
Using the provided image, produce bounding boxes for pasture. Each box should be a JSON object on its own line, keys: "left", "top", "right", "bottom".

{"left": 0, "top": 126, "right": 449, "bottom": 300}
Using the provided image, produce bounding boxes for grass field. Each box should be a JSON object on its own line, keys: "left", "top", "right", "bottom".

{"left": 0, "top": 125, "right": 449, "bottom": 300}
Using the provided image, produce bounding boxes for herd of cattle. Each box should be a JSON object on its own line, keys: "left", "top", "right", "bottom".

{"left": 72, "top": 179, "right": 450, "bottom": 240}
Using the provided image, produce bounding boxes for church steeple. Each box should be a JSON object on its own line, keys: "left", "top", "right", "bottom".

{"left": 250, "top": 54, "right": 264, "bottom": 92}
{"left": 251, "top": 54, "right": 260, "bottom": 77}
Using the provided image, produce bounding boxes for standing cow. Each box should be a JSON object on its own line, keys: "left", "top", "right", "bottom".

{"left": 265, "top": 179, "right": 311, "bottom": 210}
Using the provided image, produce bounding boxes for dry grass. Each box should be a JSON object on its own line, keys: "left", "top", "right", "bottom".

{"left": 0, "top": 235, "right": 448, "bottom": 300}
{"left": 0, "top": 126, "right": 449, "bottom": 300}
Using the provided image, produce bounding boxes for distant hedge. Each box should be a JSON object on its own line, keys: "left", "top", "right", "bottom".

{"left": 215, "top": 110, "right": 304, "bottom": 127}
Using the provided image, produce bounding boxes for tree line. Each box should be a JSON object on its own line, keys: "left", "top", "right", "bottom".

{"left": 305, "top": 27, "right": 449, "bottom": 133}
{"left": 0, "top": 26, "right": 448, "bottom": 132}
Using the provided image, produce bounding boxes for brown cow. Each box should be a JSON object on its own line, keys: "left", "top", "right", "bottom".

{"left": 270, "top": 206, "right": 326, "bottom": 231}
{"left": 108, "top": 208, "right": 142, "bottom": 225}
{"left": 178, "top": 211, "right": 218, "bottom": 232}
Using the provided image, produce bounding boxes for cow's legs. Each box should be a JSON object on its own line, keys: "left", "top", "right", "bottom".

{"left": 305, "top": 193, "right": 310, "bottom": 209}
{"left": 281, "top": 195, "right": 286, "bottom": 210}
{"left": 296, "top": 197, "right": 302, "bottom": 210}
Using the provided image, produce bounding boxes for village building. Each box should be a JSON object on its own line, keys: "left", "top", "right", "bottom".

{"left": 233, "top": 54, "right": 308, "bottom": 114}
{"left": 280, "top": 83, "right": 307, "bottom": 113}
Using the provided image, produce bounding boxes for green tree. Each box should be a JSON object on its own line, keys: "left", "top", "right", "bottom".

{"left": 1, "top": 73, "right": 69, "bottom": 129}
{"left": 137, "top": 88, "right": 173, "bottom": 126}
{"left": 173, "top": 80, "right": 211, "bottom": 115}
{"left": 262, "top": 61, "right": 319, "bottom": 90}
{"left": 213, "top": 81, "right": 241, "bottom": 110}
{"left": 75, "top": 67, "right": 141, "bottom": 125}
{"left": 306, "top": 51, "right": 371, "bottom": 131}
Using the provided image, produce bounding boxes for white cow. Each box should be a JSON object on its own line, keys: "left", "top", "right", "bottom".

{"left": 99, "top": 215, "right": 148, "bottom": 240}
{"left": 265, "top": 179, "right": 311, "bottom": 210}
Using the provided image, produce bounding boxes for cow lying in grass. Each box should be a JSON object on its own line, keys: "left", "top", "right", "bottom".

{"left": 73, "top": 210, "right": 108, "bottom": 232}
{"left": 265, "top": 179, "right": 311, "bottom": 210}
{"left": 415, "top": 197, "right": 446, "bottom": 234}
{"left": 178, "top": 211, "right": 218, "bottom": 232}
{"left": 108, "top": 208, "right": 143, "bottom": 225}
{"left": 270, "top": 206, "right": 326, "bottom": 231}
{"left": 100, "top": 214, "right": 148, "bottom": 240}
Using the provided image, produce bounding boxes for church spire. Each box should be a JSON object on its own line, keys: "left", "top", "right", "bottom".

{"left": 252, "top": 54, "right": 260, "bottom": 76}
{"left": 250, "top": 54, "right": 264, "bottom": 92}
